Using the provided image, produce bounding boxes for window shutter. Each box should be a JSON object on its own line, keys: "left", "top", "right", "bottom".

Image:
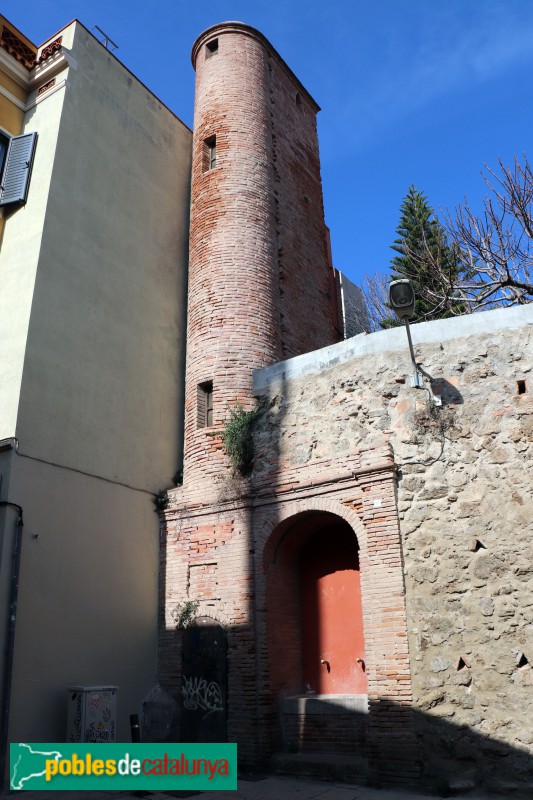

{"left": 0, "top": 132, "right": 37, "bottom": 206}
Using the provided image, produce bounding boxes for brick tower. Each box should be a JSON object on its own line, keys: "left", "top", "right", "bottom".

{"left": 162, "top": 22, "right": 343, "bottom": 765}
{"left": 182, "top": 20, "right": 341, "bottom": 487}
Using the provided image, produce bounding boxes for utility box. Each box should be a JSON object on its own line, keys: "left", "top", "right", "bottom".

{"left": 67, "top": 685, "right": 118, "bottom": 743}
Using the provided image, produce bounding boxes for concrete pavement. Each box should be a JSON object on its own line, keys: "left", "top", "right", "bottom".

{"left": 0, "top": 773, "right": 517, "bottom": 800}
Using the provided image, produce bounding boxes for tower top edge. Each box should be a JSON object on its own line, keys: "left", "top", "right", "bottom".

{"left": 191, "top": 21, "right": 320, "bottom": 113}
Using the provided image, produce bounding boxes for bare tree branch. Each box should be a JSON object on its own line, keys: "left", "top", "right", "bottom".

{"left": 357, "top": 158, "right": 532, "bottom": 331}
{"left": 444, "top": 154, "right": 533, "bottom": 309}
{"left": 355, "top": 272, "right": 390, "bottom": 332}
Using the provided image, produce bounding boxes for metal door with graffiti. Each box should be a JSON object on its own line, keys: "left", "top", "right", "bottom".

{"left": 181, "top": 616, "right": 227, "bottom": 742}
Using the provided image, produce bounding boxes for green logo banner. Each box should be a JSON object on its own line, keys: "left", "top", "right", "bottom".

{"left": 10, "top": 742, "right": 237, "bottom": 791}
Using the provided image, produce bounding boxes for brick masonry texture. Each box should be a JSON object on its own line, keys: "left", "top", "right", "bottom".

{"left": 163, "top": 21, "right": 416, "bottom": 787}
{"left": 162, "top": 458, "right": 417, "bottom": 779}
{"left": 183, "top": 23, "right": 341, "bottom": 487}
{"left": 165, "top": 25, "right": 347, "bottom": 769}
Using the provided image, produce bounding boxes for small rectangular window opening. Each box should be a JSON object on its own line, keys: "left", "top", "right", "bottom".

{"left": 517, "top": 379, "right": 527, "bottom": 395}
{"left": 205, "top": 39, "right": 218, "bottom": 58}
{"left": 198, "top": 381, "right": 213, "bottom": 428}
{"left": 203, "top": 135, "right": 217, "bottom": 171}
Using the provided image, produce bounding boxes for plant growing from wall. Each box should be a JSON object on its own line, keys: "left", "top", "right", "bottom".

{"left": 172, "top": 469, "right": 183, "bottom": 487}
{"left": 171, "top": 600, "right": 200, "bottom": 629}
{"left": 152, "top": 490, "right": 170, "bottom": 513}
{"left": 222, "top": 401, "right": 263, "bottom": 476}
{"left": 400, "top": 390, "right": 458, "bottom": 467}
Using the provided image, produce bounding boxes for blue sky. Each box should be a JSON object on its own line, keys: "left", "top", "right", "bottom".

{"left": 7, "top": 1, "right": 533, "bottom": 286}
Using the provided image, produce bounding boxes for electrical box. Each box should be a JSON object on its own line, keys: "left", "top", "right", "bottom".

{"left": 67, "top": 685, "right": 118, "bottom": 743}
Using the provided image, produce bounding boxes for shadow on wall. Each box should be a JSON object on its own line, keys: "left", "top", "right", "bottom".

{"left": 429, "top": 376, "right": 464, "bottom": 405}
{"left": 157, "top": 370, "right": 290, "bottom": 767}
{"left": 153, "top": 620, "right": 533, "bottom": 797}
{"left": 277, "top": 679, "right": 533, "bottom": 795}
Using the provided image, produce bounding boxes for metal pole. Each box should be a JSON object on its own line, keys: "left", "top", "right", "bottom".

{"left": 0, "top": 502, "right": 23, "bottom": 788}
{"left": 404, "top": 319, "right": 417, "bottom": 371}
{"left": 404, "top": 319, "right": 424, "bottom": 388}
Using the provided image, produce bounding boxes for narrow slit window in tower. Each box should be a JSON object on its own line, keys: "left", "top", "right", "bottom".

{"left": 206, "top": 39, "right": 218, "bottom": 58}
{"left": 203, "top": 135, "right": 217, "bottom": 171}
{"left": 198, "top": 381, "right": 213, "bottom": 428}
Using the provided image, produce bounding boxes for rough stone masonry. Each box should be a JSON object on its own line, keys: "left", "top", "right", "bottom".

{"left": 252, "top": 304, "right": 533, "bottom": 794}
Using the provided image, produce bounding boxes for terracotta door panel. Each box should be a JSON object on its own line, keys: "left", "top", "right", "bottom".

{"left": 300, "top": 524, "right": 367, "bottom": 694}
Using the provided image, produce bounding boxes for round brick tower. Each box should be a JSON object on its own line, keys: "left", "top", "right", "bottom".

{"left": 163, "top": 23, "right": 345, "bottom": 763}
{"left": 183, "top": 22, "right": 340, "bottom": 486}
{"left": 183, "top": 22, "right": 281, "bottom": 485}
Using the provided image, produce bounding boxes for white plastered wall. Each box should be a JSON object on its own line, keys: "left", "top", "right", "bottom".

{"left": 1, "top": 21, "right": 191, "bottom": 742}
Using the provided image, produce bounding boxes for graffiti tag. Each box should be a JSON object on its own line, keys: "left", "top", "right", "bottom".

{"left": 182, "top": 675, "right": 223, "bottom": 718}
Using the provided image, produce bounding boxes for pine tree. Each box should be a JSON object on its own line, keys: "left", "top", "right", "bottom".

{"left": 380, "top": 186, "right": 463, "bottom": 328}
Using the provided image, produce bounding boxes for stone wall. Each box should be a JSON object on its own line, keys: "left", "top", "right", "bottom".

{"left": 252, "top": 304, "right": 533, "bottom": 793}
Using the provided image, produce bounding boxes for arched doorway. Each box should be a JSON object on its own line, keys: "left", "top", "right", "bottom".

{"left": 264, "top": 511, "right": 368, "bottom": 755}
{"left": 181, "top": 616, "right": 227, "bottom": 743}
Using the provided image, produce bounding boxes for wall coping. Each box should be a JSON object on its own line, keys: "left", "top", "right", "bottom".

{"left": 253, "top": 304, "right": 533, "bottom": 391}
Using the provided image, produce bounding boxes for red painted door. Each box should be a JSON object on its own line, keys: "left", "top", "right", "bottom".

{"left": 300, "top": 523, "right": 367, "bottom": 694}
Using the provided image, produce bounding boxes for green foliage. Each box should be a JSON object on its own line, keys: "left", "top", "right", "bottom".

{"left": 381, "top": 185, "right": 465, "bottom": 328}
{"left": 172, "top": 469, "right": 183, "bottom": 487}
{"left": 172, "top": 600, "right": 200, "bottom": 629}
{"left": 222, "top": 402, "right": 262, "bottom": 476}
{"left": 152, "top": 490, "right": 170, "bottom": 513}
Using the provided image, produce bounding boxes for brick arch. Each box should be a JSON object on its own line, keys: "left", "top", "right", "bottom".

{"left": 257, "top": 496, "right": 368, "bottom": 571}
{"left": 253, "top": 490, "right": 417, "bottom": 776}
{"left": 255, "top": 499, "right": 369, "bottom": 711}
{"left": 252, "top": 486, "right": 413, "bottom": 734}
{"left": 191, "top": 607, "right": 232, "bottom": 629}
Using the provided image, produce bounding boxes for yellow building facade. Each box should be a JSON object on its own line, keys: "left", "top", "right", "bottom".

{"left": 0, "top": 17, "right": 37, "bottom": 240}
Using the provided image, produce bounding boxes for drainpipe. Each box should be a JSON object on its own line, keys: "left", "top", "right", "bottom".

{"left": 0, "top": 500, "right": 24, "bottom": 787}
